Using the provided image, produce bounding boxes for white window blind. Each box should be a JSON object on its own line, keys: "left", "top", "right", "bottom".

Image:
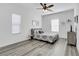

{"left": 12, "top": 14, "right": 21, "bottom": 34}
{"left": 51, "top": 19, "right": 59, "bottom": 32}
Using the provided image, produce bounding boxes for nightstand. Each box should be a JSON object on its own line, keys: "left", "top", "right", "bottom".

{"left": 30, "top": 35, "right": 34, "bottom": 39}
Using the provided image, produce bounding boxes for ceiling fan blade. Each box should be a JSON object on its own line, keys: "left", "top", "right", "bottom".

{"left": 47, "top": 4, "right": 54, "bottom": 8}
{"left": 47, "top": 9, "right": 53, "bottom": 12}
{"left": 40, "top": 3, "right": 44, "bottom": 7}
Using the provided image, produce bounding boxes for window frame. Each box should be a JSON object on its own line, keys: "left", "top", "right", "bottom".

{"left": 12, "top": 14, "right": 21, "bottom": 34}
{"left": 51, "top": 19, "right": 59, "bottom": 32}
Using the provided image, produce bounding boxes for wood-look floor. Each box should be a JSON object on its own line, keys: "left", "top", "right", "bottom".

{"left": 0, "top": 39, "right": 78, "bottom": 56}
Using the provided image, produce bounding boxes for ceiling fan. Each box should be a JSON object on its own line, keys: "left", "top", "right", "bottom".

{"left": 37, "top": 3, "right": 54, "bottom": 12}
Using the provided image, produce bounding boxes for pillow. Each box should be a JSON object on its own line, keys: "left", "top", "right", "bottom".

{"left": 39, "top": 31, "right": 44, "bottom": 34}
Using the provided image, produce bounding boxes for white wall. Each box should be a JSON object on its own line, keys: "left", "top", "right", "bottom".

{"left": 0, "top": 3, "right": 42, "bottom": 47}
{"left": 42, "top": 9, "right": 74, "bottom": 38}
{"left": 74, "top": 3, "right": 79, "bottom": 52}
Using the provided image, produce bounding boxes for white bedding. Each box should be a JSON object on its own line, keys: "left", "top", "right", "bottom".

{"left": 34, "top": 32, "right": 59, "bottom": 43}
{"left": 41, "top": 32, "right": 58, "bottom": 36}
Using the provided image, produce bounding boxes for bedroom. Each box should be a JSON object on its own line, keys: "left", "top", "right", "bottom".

{"left": 0, "top": 3, "right": 79, "bottom": 56}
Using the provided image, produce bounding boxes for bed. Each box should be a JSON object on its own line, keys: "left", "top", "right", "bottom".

{"left": 31, "top": 28, "right": 59, "bottom": 43}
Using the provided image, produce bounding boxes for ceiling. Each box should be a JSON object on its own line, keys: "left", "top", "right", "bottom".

{"left": 19, "top": 3, "right": 77, "bottom": 15}
{"left": 35, "top": 3, "right": 76, "bottom": 15}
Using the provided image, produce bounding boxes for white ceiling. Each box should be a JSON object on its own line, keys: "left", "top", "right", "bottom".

{"left": 19, "top": 3, "right": 77, "bottom": 15}
{"left": 36, "top": 3, "right": 76, "bottom": 15}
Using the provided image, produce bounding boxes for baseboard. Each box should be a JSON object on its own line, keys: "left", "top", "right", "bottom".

{"left": 60, "top": 38, "right": 67, "bottom": 40}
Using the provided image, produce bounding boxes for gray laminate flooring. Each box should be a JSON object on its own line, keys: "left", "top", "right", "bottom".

{"left": 0, "top": 39, "right": 78, "bottom": 56}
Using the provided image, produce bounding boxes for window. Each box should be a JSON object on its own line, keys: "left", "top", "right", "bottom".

{"left": 51, "top": 19, "right": 59, "bottom": 32}
{"left": 12, "top": 14, "right": 21, "bottom": 34}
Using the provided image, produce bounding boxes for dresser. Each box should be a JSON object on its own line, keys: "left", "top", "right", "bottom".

{"left": 67, "top": 32, "right": 77, "bottom": 46}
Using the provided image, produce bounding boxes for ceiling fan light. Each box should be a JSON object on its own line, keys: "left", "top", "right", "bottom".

{"left": 43, "top": 9, "right": 47, "bottom": 13}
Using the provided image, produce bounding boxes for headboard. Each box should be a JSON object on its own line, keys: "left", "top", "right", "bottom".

{"left": 31, "top": 28, "right": 44, "bottom": 36}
